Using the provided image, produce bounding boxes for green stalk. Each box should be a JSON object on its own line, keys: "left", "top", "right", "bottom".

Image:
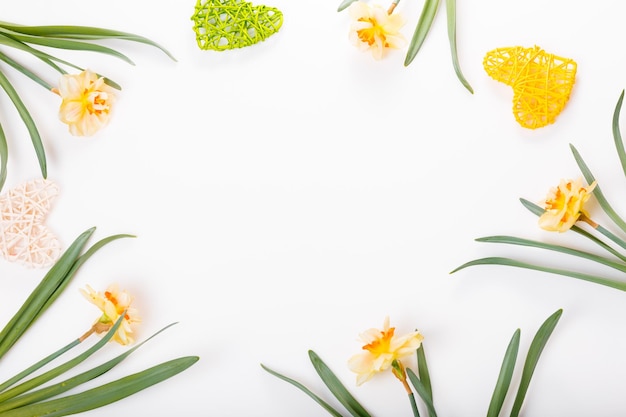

{"left": 309, "top": 350, "right": 372, "bottom": 417}
{"left": 486, "top": 329, "right": 519, "bottom": 417}
{"left": 0, "top": 357, "right": 198, "bottom": 417}
{"left": 406, "top": 369, "right": 438, "bottom": 417}
{"left": 0, "top": 69, "right": 46, "bottom": 179}
{"left": 570, "top": 143, "right": 626, "bottom": 234}
{"left": 408, "top": 392, "right": 421, "bottom": 417}
{"left": 404, "top": 0, "right": 439, "bottom": 67}
{"left": 260, "top": 364, "right": 345, "bottom": 417}
{"left": 450, "top": 257, "right": 626, "bottom": 292}
{"left": 0, "top": 51, "right": 52, "bottom": 89}
{"left": 0, "top": 323, "right": 177, "bottom": 412}
{"left": 611, "top": 90, "right": 626, "bottom": 178}
{"left": 0, "top": 123, "right": 6, "bottom": 192}
{"left": 444, "top": 0, "right": 472, "bottom": 93}
{"left": 509, "top": 310, "right": 562, "bottom": 417}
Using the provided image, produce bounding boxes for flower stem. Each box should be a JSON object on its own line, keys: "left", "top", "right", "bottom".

{"left": 408, "top": 392, "right": 421, "bottom": 417}
{"left": 387, "top": 0, "right": 400, "bottom": 14}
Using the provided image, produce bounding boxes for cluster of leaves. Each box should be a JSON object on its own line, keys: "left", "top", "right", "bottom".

{"left": 0, "top": 228, "right": 197, "bottom": 416}
{"left": 337, "top": 0, "right": 473, "bottom": 94}
{"left": 0, "top": 21, "right": 174, "bottom": 191}
{"left": 261, "top": 309, "right": 561, "bottom": 417}
{"left": 452, "top": 90, "right": 626, "bottom": 292}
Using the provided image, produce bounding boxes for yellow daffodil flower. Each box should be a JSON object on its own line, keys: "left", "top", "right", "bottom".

{"left": 80, "top": 283, "right": 140, "bottom": 345}
{"left": 348, "top": 317, "right": 423, "bottom": 385}
{"left": 53, "top": 69, "right": 115, "bottom": 136}
{"left": 538, "top": 178, "right": 597, "bottom": 232}
{"left": 348, "top": 1, "right": 406, "bottom": 60}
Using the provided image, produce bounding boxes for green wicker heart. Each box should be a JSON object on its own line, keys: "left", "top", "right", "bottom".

{"left": 191, "top": 0, "right": 284, "bottom": 51}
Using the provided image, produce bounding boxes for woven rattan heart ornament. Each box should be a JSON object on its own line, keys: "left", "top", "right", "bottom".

{"left": 0, "top": 179, "right": 61, "bottom": 268}
{"left": 483, "top": 45, "right": 577, "bottom": 129}
{"left": 191, "top": 0, "right": 283, "bottom": 51}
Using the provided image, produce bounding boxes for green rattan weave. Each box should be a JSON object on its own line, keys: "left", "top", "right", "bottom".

{"left": 191, "top": 0, "right": 283, "bottom": 51}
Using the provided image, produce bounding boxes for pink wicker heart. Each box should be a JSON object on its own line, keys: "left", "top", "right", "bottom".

{"left": 0, "top": 179, "right": 61, "bottom": 268}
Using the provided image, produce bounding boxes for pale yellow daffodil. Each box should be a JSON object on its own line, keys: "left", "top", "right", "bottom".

{"left": 53, "top": 69, "right": 115, "bottom": 136}
{"left": 80, "top": 283, "right": 140, "bottom": 345}
{"left": 538, "top": 178, "right": 597, "bottom": 233}
{"left": 348, "top": 1, "right": 406, "bottom": 60}
{"left": 348, "top": 317, "right": 423, "bottom": 385}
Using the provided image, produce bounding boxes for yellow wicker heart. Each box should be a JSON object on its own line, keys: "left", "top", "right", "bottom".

{"left": 191, "top": 0, "right": 284, "bottom": 51}
{"left": 483, "top": 46, "right": 577, "bottom": 129}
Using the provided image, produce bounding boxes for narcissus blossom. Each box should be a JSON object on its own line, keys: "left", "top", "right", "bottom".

{"left": 53, "top": 69, "right": 115, "bottom": 136}
{"left": 348, "top": 317, "right": 423, "bottom": 385}
{"left": 81, "top": 283, "right": 140, "bottom": 345}
{"left": 538, "top": 178, "right": 597, "bottom": 232}
{"left": 348, "top": 1, "right": 406, "bottom": 60}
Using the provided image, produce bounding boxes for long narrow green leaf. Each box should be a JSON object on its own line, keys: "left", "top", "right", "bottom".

{"left": 444, "top": 0, "right": 472, "bottom": 93}
{"left": 0, "top": 69, "right": 46, "bottom": 178}
{"left": 416, "top": 344, "right": 433, "bottom": 415}
{"left": 309, "top": 350, "right": 372, "bottom": 417}
{"left": 570, "top": 143, "right": 626, "bottom": 234}
{"left": 337, "top": 0, "right": 358, "bottom": 11}
{"left": 450, "top": 257, "right": 626, "bottom": 291}
{"left": 0, "top": 123, "right": 6, "bottom": 193}
{"left": 509, "top": 309, "right": 562, "bottom": 417}
{"left": 34, "top": 234, "right": 135, "bottom": 322}
{"left": 0, "top": 356, "right": 198, "bottom": 417}
{"left": 0, "top": 314, "right": 124, "bottom": 403}
{"left": 486, "top": 329, "right": 520, "bottom": 417}
{"left": 0, "top": 51, "right": 52, "bottom": 89}
{"left": 520, "top": 198, "right": 626, "bottom": 262}
{"left": 0, "top": 28, "right": 135, "bottom": 65}
{"left": 475, "top": 235, "right": 626, "bottom": 273}
{"left": 0, "top": 33, "right": 68, "bottom": 73}
{"left": 404, "top": 0, "right": 440, "bottom": 67}
{"left": 0, "top": 23, "right": 176, "bottom": 61}
{"left": 0, "top": 323, "right": 177, "bottom": 412}
{"left": 0, "top": 227, "right": 95, "bottom": 358}
{"left": 261, "top": 364, "right": 345, "bottom": 417}
{"left": 611, "top": 90, "right": 626, "bottom": 178}
{"left": 0, "top": 340, "right": 79, "bottom": 395}
{"left": 406, "top": 369, "right": 438, "bottom": 417}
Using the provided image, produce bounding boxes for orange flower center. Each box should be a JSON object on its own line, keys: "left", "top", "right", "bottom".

{"left": 357, "top": 18, "right": 388, "bottom": 47}
{"left": 363, "top": 327, "right": 395, "bottom": 354}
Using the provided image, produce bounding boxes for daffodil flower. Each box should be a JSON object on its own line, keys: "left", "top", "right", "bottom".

{"left": 348, "top": 1, "right": 406, "bottom": 60}
{"left": 538, "top": 178, "right": 597, "bottom": 232}
{"left": 80, "top": 283, "right": 141, "bottom": 345}
{"left": 348, "top": 316, "right": 423, "bottom": 385}
{"left": 52, "top": 69, "right": 115, "bottom": 137}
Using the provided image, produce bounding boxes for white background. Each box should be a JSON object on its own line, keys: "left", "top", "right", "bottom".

{"left": 2, "top": 0, "right": 626, "bottom": 416}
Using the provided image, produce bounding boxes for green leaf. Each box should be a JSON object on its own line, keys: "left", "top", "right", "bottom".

{"left": 309, "top": 350, "right": 372, "bottom": 417}
{"left": 0, "top": 228, "right": 95, "bottom": 359}
{"left": 486, "top": 329, "right": 520, "bottom": 417}
{"left": 0, "top": 323, "right": 177, "bottom": 412}
{"left": 416, "top": 344, "right": 433, "bottom": 412}
{"left": 570, "top": 143, "right": 626, "bottom": 234}
{"left": 406, "top": 369, "right": 438, "bottom": 417}
{"left": 0, "top": 28, "right": 135, "bottom": 65}
{"left": 261, "top": 364, "right": 345, "bottom": 417}
{"left": 0, "top": 356, "right": 198, "bottom": 417}
{"left": 404, "top": 0, "right": 440, "bottom": 67}
{"left": 0, "top": 33, "right": 69, "bottom": 74}
{"left": 0, "top": 313, "right": 126, "bottom": 403}
{"left": 475, "top": 235, "right": 626, "bottom": 273}
{"left": 0, "top": 51, "right": 52, "bottom": 90}
{"left": 444, "top": 0, "right": 473, "bottom": 93}
{"left": 0, "top": 23, "right": 176, "bottom": 61}
{"left": 612, "top": 90, "right": 626, "bottom": 178}
{"left": 509, "top": 309, "right": 562, "bottom": 417}
{"left": 450, "top": 257, "right": 626, "bottom": 292}
{"left": 337, "top": 0, "right": 358, "bottom": 12}
{"left": 0, "top": 123, "right": 6, "bottom": 192}
{"left": 0, "top": 69, "right": 46, "bottom": 178}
